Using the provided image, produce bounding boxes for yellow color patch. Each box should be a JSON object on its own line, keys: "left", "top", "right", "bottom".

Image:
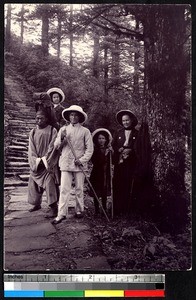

{"left": 84, "top": 290, "right": 124, "bottom": 297}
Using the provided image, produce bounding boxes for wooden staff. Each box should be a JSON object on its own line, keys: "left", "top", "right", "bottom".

{"left": 109, "top": 150, "right": 114, "bottom": 219}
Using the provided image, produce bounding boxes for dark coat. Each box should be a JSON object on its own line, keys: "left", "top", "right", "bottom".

{"left": 112, "top": 127, "right": 138, "bottom": 216}
{"left": 89, "top": 146, "right": 111, "bottom": 198}
{"left": 54, "top": 104, "right": 67, "bottom": 130}
{"left": 112, "top": 128, "right": 138, "bottom": 165}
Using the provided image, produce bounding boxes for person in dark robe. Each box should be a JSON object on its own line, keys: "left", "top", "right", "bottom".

{"left": 112, "top": 110, "right": 139, "bottom": 216}
{"left": 89, "top": 128, "right": 113, "bottom": 215}
{"left": 28, "top": 109, "right": 59, "bottom": 217}
{"left": 47, "top": 87, "right": 67, "bottom": 130}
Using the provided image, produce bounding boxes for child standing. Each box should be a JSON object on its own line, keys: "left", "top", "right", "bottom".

{"left": 47, "top": 87, "right": 67, "bottom": 130}
{"left": 89, "top": 128, "right": 112, "bottom": 215}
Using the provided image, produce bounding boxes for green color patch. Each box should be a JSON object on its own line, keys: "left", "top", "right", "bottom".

{"left": 44, "top": 290, "right": 84, "bottom": 297}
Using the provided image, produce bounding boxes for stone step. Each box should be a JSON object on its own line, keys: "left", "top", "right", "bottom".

{"left": 6, "top": 169, "right": 30, "bottom": 175}
{"left": 11, "top": 140, "right": 28, "bottom": 147}
{"left": 7, "top": 151, "right": 28, "bottom": 158}
{"left": 9, "top": 140, "right": 28, "bottom": 147}
{"left": 18, "top": 174, "right": 29, "bottom": 181}
{"left": 6, "top": 167, "right": 30, "bottom": 174}
{"left": 4, "top": 179, "right": 28, "bottom": 188}
{"left": 8, "top": 145, "right": 28, "bottom": 151}
{"left": 8, "top": 162, "right": 29, "bottom": 168}
{"left": 8, "top": 113, "right": 35, "bottom": 119}
{"left": 4, "top": 172, "right": 20, "bottom": 178}
{"left": 10, "top": 128, "right": 33, "bottom": 134}
{"left": 9, "top": 156, "right": 28, "bottom": 163}
{"left": 10, "top": 133, "right": 29, "bottom": 139}
{"left": 7, "top": 150, "right": 28, "bottom": 156}
{"left": 8, "top": 117, "right": 34, "bottom": 123}
{"left": 9, "top": 124, "right": 31, "bottom": 129}
{"left": 10, "top": 114, "right": 34, "bottom": 118}
{"left": 9, "top": 119, "right": 27, "bottom": 125}
{"left": 9, "top": 123, "right": 34, "bottom": 128}
{"left": 6, "top": 110, "right": 35, "bottom": 119}
{"left": 11, "top": 128, "right": 34, "bottom": 134}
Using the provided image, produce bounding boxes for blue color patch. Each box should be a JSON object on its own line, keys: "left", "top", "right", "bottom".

{"left": 4, "top": 290, "right": 44, "bottom": 297}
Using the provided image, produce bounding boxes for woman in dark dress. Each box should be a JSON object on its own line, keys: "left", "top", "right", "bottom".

{"left": 112, "top": 110, "right": 138, "bottom": 216}
{"left": 89, "top": 128, "right": 112, "bottom": 215}
{"left": 47, "top": 87, "right": 67, "bottom": 130}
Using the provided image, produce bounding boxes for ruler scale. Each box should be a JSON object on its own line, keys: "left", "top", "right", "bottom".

{"left": 4, "top": 273, "right": 165, "bottom": 298}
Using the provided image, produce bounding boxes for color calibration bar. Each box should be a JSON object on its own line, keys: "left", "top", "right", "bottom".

{"left": 4, "top": 274, "right": 165, "bottom": 298}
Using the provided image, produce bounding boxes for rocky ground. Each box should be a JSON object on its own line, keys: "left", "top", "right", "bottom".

{"left": 4, "top": 179, "right": 191, "bottom": 272}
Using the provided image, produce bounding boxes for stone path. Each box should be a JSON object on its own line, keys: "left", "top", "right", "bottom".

{"left": 4, "top": 185, "right": 110, "bottom": 271}
{"left": 4, "top": 75, "right": 35, "bottom": 180}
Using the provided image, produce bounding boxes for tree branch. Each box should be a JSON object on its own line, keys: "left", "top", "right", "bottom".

{"left": 100, "top": 15, "right": 143, "bottom": 40}
{"left": 92, "top": 21, "right": 144, "bottom": 41}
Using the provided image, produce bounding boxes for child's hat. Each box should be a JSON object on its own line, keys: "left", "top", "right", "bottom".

{"left": 92, "top": 128, "right": 112, "bottom": 145}
{"left": 116, "top": 110, "right": 138, "bottom": 127}
{"left": 62, "top": 105, "right": 87, "bottom": 123}
{"left": 47, "top": 87, "right": 65, "bottom": 103}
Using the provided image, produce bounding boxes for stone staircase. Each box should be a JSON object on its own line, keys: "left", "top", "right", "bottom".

{"left": 4, "top": 73, "right": 36, "bottom": 188}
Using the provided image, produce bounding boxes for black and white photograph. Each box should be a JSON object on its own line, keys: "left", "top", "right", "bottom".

{"left": 4, "top": 3, "right": 192, "bottom": 272}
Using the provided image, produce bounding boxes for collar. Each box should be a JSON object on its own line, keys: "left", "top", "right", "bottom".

{"left": 54, "top": 104, "right": 59, "bottom": 108}
{"left": 69, "top": 123, "right": 81, "bottom": 128}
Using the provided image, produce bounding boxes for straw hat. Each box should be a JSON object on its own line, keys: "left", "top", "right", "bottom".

{"left": 62, "top": 105, "right": 87, "bottom": 123}
{"left": 92, "top": 128, "right": 112, "bottom": 145}
{"left": 47, "top": 87, "right": 65, "bottom": 103}
{"left": 116, "top": 110, "right": 138, "bottom": 127}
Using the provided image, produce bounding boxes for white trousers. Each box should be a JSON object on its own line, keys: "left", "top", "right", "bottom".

{"left": 57, "top": 171, "right": 85, "bottom": 219}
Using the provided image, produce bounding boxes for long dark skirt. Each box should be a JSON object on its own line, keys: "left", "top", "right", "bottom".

{"left": 113, "top": 161, "right": 136, "bottom": 216}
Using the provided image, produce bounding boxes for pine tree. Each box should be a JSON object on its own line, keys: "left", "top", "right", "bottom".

{"left": 5, "top": 4, "right": 12, "bottom": 51}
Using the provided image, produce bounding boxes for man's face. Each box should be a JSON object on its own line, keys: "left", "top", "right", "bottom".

{"left": 52, "top": 93, "right": 61, "bottom": 104}
{"left": 122, "top": 114, "right": 132, "bottom": 129}
{"left": 69, "top": 112, "right": 80, "bottom": 124}
{"left": 36, "top": 112, "right": 48, "bottom": 128}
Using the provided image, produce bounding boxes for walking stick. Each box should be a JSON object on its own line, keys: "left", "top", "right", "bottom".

{"left": 109, "top": 150, "right": 114, "bottom": 219}
{"left": 66, "top": 137, "right": 110, "bottom": 222}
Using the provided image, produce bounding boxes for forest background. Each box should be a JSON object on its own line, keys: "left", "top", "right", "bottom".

{"left": 4, "top": 3, "right": 191, "bottom": 234}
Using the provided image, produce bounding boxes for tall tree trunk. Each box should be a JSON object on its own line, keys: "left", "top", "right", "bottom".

{"left": 57, "top": 15, "right": 62, "bottom": 58}
{"left": 133, "top": 20, "right": 140, "bottom": 96}
{"left": 104, "top": 45, "right": 109, "bottom": 96}
{"left": 5, "top": 4, "right": 12, "bottom": 51}
{"left": 111, "top": 35, "right": 120, "bottom": 98}
{"left": 93, "top": 31, "right": 100, "bottom": 78}
{"left": 112, "top": 36, "right": 120, "bottom": 78}
{"left": 20, "top": 4, "right": 25, "bottom": 44}
{"left": 41, "top": 12, "right": 49, "bottom": 55}
{"left": 69, "top": 4, "right": 73, "bottom": 67}
{"left": 143, "top": 6, "right": 189, "bottom": 231}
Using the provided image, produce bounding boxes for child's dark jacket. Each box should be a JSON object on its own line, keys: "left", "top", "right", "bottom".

{"left": 89, "top": 146, "right": 111, "bottom": 197}
{"left": 54, "top": 104, "right": 67, "bottom": 130}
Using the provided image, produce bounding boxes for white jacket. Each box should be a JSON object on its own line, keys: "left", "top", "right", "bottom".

{"left": 54, "top": 123, "right": 93, "bottom": 171}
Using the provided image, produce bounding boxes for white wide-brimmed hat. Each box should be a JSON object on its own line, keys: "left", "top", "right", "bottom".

{"left": 62, "top": 105, "right": 87, "bottom": 123}
{"left": 47, "top": 87, "right": 65, "bottom": 103}
{"left": 116, "top": 110, "right": 138, "bottom": 127}
{"left": 92, "top": 128, "right": 112, "bottom": 145}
